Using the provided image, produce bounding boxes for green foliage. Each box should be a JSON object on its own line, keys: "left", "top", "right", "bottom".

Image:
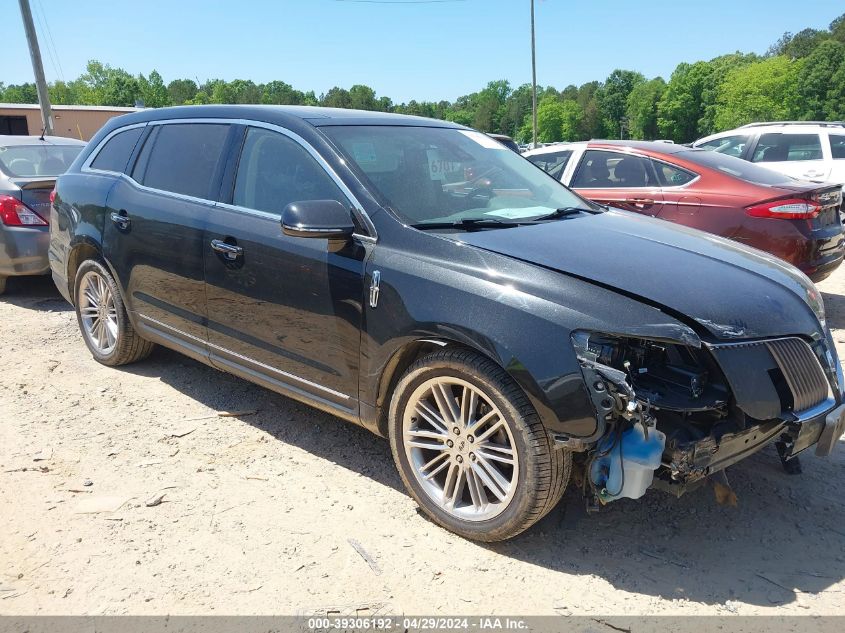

{"left": 1, "top": 10, "right": 842, "bottom": 144}
{"left": 796, "top": 40, "right": 845, "bottom": 119}
{"left": 714, "top": 56, "right": 804, "bottom": 129}
{"left": 626, "top": 77, "right": 666, "bottom": 140}
{"left": 167, "top": 79, "right": 198, "bottom": 105}
{"left": 598, "top": 69, "right": 645, "bottom": 138}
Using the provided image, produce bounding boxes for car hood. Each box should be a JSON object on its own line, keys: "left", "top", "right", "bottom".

{"left": 450, "top": 210, "right": 823, "bottom": 341}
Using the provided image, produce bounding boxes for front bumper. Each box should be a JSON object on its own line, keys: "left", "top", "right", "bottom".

{"left": 0, "top": 224, "right": 50, "bottom": 277}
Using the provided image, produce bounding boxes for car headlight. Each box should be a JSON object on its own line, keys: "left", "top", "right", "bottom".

{"left": 806, "top": 284, "right": 826, "bottom": 329}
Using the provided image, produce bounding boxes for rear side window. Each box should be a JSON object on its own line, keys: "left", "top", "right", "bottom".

{"left": 752, "top": 133, "right": 823, "bottom": 163}
{"left": 572, "top": 150, "right": 656, "bottom": 188}
{"left": 830, "top": 134, "right": 845, "bottom": 159}
{"left": 696, "top": 135, "right": 749, "bottom": 157}
{"left": 135, "top": 123, "right": 229, "bottom": 199}
{"left": 527, "top": 150, "right": 573, "bottom": 180}
{"left": 90, "top": 127, "right": 143, "bottom": 173}
{"left": 652, "top": 160, "right": 697, "bottom": 187}
{"left": 233, "top": 127, "right": 346, "bottom": 215}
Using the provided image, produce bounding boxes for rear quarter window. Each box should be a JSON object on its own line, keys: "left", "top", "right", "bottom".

{"left": 830, "top": 134, "right": 845, "bottom": 159}
{"left": 90, "top": 127, "right": 144, "bottom": 173}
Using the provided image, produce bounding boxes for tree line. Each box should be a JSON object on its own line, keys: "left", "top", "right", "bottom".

{"left": 2, "top": 12, "right": 843, "bottom": 144}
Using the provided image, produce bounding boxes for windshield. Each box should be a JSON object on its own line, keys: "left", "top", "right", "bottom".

{"left": 0, "top": 144, "right": 83, "bottom": 178}
{"left": 678, "top": 148, "right": 796, "bottom": 186}
{"left": 321, "top": 125, "right": 592, "bottom": 226}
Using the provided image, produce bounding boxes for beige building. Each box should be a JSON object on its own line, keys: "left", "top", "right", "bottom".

{"left": 0, "top": 103, "right": 142, "bottom": 141}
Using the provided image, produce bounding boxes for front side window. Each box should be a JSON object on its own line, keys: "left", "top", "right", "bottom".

{"left": 829, "top": 134, "right": 845, "bottom": 159}
{"left": 136, "top": 123, "right": 229, "bottom": 199}
{"left": 697, "top": 135, "right": 749, "bottom": 158}
{"left": 571, "top": 150, "right": 656, "bottom": 188}
{"left": 527, "top": 150, "right": 573, "bottom": 180}
{"left": 233, "top": 127, "right": 346, "bottom": 214}
{"left": 0, "top": 144, "right": 83, "bottom": 177}
{"left": 321, "top": 126, "right": 590, "bottom": 226}
{"left": 90, "top": 127, "right": 143, "bottom": 173}
{"left": 752, "top": 133, "right": 823, "bottom": 163}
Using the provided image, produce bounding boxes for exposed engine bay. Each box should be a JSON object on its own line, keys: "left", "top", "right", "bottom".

{"left": 570, "top": 331, "right": 835, "bottom": 507}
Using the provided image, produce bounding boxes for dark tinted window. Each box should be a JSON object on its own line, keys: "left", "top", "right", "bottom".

{"left": 679, "top": 149, "right": 795, "bottom": 185}
{"left": 830, "top": 134, "right": 845, "bottom": 159}
{"left": 528, "top": 150, "right": 573, "bottom": 180}
{"left": 696, "top": 135, "right": 749, "bottom": 157}
{"left": 752, "top": 133, "right": 823, "bottom": 162}
{"left": 233, "top": 127, "right": 346, "bottom": 214}
{"left": 572, "top": 150, "right": 656, "bottom": 188}
{"left": 90, "top": 127, "right": 143, "bottom": 172}
{"left": 138, "top": 124, "right": 229, "bottom": 199}
{"left": 652, "top": 160, "right": 697, "bottom": 187}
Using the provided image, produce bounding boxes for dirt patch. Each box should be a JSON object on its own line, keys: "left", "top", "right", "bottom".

{"left": 1, "top": 273, "right": 844, "bottom": 615}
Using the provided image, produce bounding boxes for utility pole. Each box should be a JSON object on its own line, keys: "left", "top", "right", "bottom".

{"left": 530, "top": 0, "right": 538, "bottom": 148}
{"left": 18, "top": 0, "right": 53, "bottom": 136}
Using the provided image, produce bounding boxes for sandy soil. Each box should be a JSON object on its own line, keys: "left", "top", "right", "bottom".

{"left": 1, "top": 269, "right": 844, "bottom": 617}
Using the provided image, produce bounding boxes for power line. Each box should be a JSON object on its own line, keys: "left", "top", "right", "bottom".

{"left": 334, "top": 0, "right": 467, "bottom": 4}
{"left": 32, "top": 0, "right": 64, "bottom": 82}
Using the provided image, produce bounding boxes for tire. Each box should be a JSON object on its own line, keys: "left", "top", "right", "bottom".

{"left": 0, "top": 276, "right": 6, "bottom": 295}
{"left": 388, "top": 348, "right": 570, "bottom": 542}
{"left": 73, "top": 259, "right": 154, "bottom": 366}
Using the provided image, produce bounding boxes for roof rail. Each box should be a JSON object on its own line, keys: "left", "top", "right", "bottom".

{"left": 738, "top": 121, "right": 845, "bottom": 129}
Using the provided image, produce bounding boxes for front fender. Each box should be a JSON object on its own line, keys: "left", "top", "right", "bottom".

{"left": 361, "top": 239, "right": 700, "bottom": 439}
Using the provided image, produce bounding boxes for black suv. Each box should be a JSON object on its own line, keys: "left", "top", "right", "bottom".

{"left": 50, "top": 106, "right": 845, "bottom": 541}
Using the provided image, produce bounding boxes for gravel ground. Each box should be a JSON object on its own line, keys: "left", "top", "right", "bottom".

{"left": 1, "top": 268, "right": 844, "bottom": 616}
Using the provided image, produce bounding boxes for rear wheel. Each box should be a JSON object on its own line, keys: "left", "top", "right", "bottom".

{"left": 74, "top": 260, "right": 154, "bottom": 366}
{"left": 388, "top": 349, "right": 570, "bottom": 541}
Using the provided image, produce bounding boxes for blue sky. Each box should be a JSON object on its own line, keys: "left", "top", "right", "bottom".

{"left": 5, "top": 0, "right": 842, "bottom": 103}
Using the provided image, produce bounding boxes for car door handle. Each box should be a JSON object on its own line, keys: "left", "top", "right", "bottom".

{"left": 627, "top": 198, "right": 655, "bottom": 205}
{"left": 210, "top": 239, "right": 243, "bottom": 260}
{"left": 803, "top": 171, "right": 823, "bottom": 178}
{"left": 110, "top": 210, "right": 130, "bottom": 229}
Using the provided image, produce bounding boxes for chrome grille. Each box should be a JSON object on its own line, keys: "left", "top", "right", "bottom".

{"left": 712, "top": 336, "right": 831, "bottom": 414}
{"left": 764, "top": 338, "right": 830, "bottom": 412}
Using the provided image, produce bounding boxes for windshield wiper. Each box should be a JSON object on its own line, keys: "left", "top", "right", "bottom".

{"left": 530, "top": 206, "right": 599, "bottom": 222}
{"left": 411, "top": 218, "right": 524, "bottom": 231}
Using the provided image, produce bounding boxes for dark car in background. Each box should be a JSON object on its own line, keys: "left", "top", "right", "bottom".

{"left": 525, "top": 140, "right": 844, "bottom": 281}
{"left": 50, "top": 106, "right": 845, "bottom": 541}
{"left": 0, "top": 135, "right": 85, "bottom": 294}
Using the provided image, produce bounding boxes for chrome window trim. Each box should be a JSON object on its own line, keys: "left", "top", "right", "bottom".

{"left": 138, "top": 313, "right": 351, "bottom": 401}
{"left": 80, "top": 121, "right": 149, "bottom": 174}
{"left": 571, "top": 148, "right": 700, "bottom": 191}
{"left": 80, "top": 117, "right": 378, "bottom": 240}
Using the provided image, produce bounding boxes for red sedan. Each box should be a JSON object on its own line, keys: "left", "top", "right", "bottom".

{"left": 525, "top": 141, "right": 844, "bottom": 281}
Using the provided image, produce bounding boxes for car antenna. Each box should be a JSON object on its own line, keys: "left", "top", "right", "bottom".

{"left": 39, "top": 126, "right": 46, "bottom": 141}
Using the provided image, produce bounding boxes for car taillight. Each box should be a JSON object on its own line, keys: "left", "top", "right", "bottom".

{"left": 0, "top": 194, "right": 49, "bottom": 226}
{"left": 49, "top": 189, "right": 57, "bottom": 204}
{"left": 746, "top": 198, "right": 821, "bottom": 220}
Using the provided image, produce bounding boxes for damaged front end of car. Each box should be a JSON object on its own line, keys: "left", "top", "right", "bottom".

{"left": 567, "top": 326, "right": 845, "bottom": 508}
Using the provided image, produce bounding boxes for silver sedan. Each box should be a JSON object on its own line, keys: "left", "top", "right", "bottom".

{"left": 0, "top": 135, "right": 85, "bottom": 294}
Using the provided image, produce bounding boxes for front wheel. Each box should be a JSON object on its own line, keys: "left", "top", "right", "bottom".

{"left": 388, "top": 349, "right": 570, "bottom": 542}
{"left": 74, "top": 259, "right": 154, "bottom": 366}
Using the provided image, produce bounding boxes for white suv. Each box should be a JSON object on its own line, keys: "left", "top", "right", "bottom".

{"left": 693, "top": 122, "right": 845, "bottom": 185}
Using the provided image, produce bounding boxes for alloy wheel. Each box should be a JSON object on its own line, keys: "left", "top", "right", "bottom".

{"left": 403, "top": 377, "right": 519, "bottom": 521}
{"left": 78, "top": 271, "right": 119, "bottom": 355}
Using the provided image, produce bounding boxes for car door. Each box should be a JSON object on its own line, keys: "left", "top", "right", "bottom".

{"left": 750, "top": 132, "right": 830, "bottom": 181}
{"left": 570, "top": 149, "right": 663, "bottom": 215}
{"left": 102, "top": 121, "right": 233, "bottom": 353}
{"left": 203, "top": 124, "right": 370, "bottom": 416}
